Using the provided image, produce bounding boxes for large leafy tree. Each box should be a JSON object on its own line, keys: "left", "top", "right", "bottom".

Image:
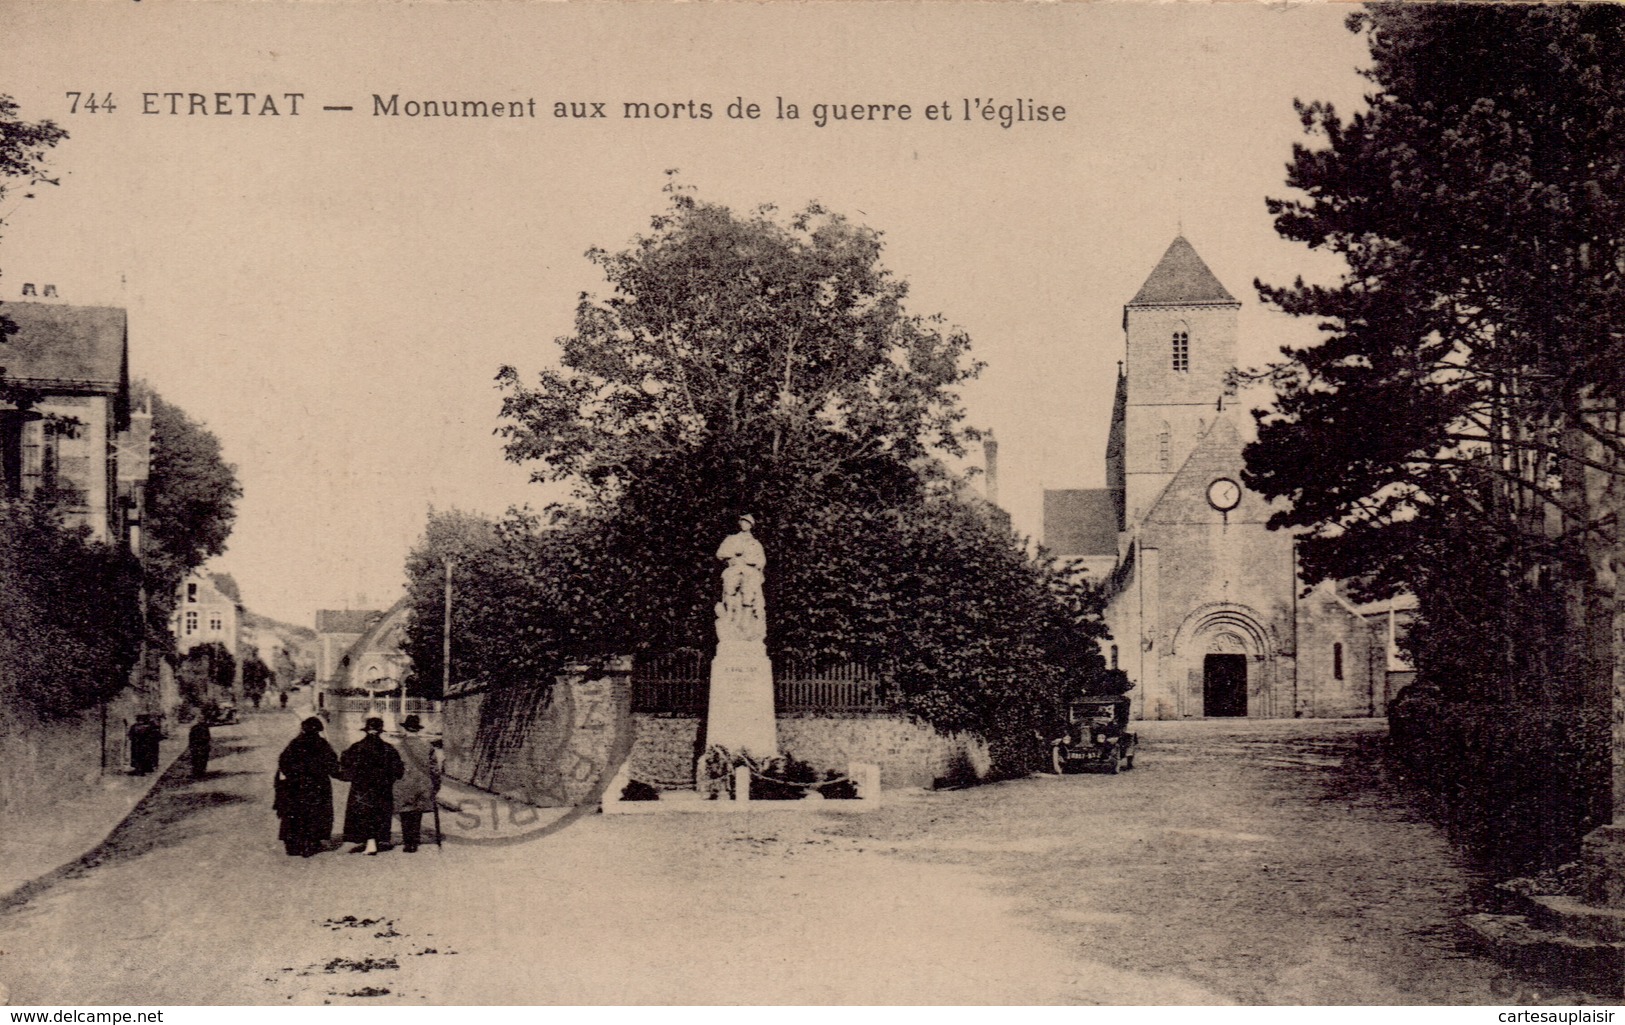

{"left": 495, "top": 180, "right": 983, "bottom": 658}
{"left": 1243, "top": 4, "right": 1625, "bottom": 701}
{"left": 415, "top": 182, "right": 1106, "bottom": 772}
{"left": 137, "top": 383, "right": 243, "bottom": 664}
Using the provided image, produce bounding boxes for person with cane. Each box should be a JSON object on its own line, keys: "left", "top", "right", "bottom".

{"left": 393, "top": 714, "right": 442, "bottom": 853}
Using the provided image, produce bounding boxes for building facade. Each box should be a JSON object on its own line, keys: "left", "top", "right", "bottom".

{"left": 174, "top": 572, "right": 242, "bottom": 660}
{"left": 1045, "top": 238, "right": 1389, "bottom": 719}
{"left": 314, "top": 609, "right": 383, "bottom": 686}
{"left": 0, "top": 298, "right": 144, "bottom": 546}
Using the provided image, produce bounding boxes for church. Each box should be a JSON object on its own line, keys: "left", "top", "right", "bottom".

{"left": 1044, "top": 237, "right": 1403, "bottom": 720}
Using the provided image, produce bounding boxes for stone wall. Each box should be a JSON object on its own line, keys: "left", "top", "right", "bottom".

{"left": 629, "top": 712, "right": 991, "bottom": 790}
{"left": 438, "top": 689, "right": 484, "bottom": 784}
{"left": 1295, "top": 585, "right": 1385, "bottom": 718}
{"left": 629, "top": 713, "right": 704, "bottom": 786}
{"left": 0, "top": 688, "right": 151, "bottom": 821}
{"left": 440, "top": 663, "right": 634, "bottom": 808}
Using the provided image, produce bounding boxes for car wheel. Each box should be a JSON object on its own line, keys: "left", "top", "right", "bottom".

{"left": 1103, "top": 750, "right": 1120, "bottom": 775}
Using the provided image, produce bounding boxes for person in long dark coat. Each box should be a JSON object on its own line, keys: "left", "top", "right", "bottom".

{"left": 188, "top": 721, "right": 212, "bottom": 778}
{"left": 339, "top": 717, "right": 404, "bottom": 855}
{"left": 128, "top": 715, "right": 162, "bottom": 775}
{"left": 274, "top": 717, "right": 340, "bottom": 857}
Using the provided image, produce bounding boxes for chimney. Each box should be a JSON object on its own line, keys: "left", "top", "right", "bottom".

{"left": 42, "top": 285, "right": 57, "bottom": 298}
{"left": 20, "top": 283, "right": 34, "bottom": 296}
{"left": 983, "top": 430, "right": 1000, "bottom": 507}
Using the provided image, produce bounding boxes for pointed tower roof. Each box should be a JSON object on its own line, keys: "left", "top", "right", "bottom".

{"left": 1127, "top": 236, "right": 1239, "bottom": 307}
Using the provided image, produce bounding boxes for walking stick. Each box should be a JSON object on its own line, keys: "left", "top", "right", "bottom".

{"left": 432, "top": 792, "right": 443, "bottom": 849}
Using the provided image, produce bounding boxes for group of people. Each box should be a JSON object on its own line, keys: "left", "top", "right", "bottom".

{"left": 273, "top": 714, "right": 442, "bottom": 857}
{"left": 126, "top": 715, "right": 216, "bottom": 778}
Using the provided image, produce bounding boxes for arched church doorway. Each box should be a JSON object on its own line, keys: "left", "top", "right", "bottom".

{"left": 1174, "top": 604, "right": 1277, "bottom": 718}
{"left": 1203, "top": 654, "right": 1247, "bottom": 717}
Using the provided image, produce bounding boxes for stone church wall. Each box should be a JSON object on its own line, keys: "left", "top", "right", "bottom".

{"left": 1137, "top": 421, "right": 1298, "bottom": 718}
{"left": 1294, "top": 586, "right": 1385, "bottom": 718}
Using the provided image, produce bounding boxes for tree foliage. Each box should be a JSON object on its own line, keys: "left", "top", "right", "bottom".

{"left": 240, "top": 647, "right": 273, "bottom": 703}
{"left": 137, "top": 383, "right": 242, "bottom": 661}
{"left": 410, "top": 184, "right": 1108, "bottom": 773}
{"left": 1242, "top": 5, "right": 1625, "bottom": 700}
{"left": 0, "top": 503, "right": 143, "bottom": 717}
{"left": 0, "top": 95, "right": 66, "bottom": 344}
{"left": 176, "top": 641, "right": 236, "bottom": 711}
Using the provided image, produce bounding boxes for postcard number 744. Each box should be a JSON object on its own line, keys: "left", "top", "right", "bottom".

{"left": 66, "top": 93, "right": 117, "bottom": 114}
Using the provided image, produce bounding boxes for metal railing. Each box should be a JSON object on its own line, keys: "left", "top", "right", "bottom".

{"left": 630, "top": 651, "right": 889, "bottom": 713}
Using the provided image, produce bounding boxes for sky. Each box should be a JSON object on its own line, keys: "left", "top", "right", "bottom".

{"left": 0, "top": 1, "right": 1372, "bottom": 627}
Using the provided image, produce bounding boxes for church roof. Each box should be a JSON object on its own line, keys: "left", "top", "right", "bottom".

{"left": 316, "top": 609, "right": 383, "bottom": 635}
{"left": 1043, "top": 489, "right": 1120, "bottom": 557}
{"left": 1127, "top": 236, "right": 1239, "bottom": 308}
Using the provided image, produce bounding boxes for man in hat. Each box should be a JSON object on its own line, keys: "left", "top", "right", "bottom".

{"left": 393, "top": 714, "right": 442, "bottom": 852}
{"left": 338, "top": 717, "right": 404, "bottom": 855}
{"left": 275, "top": 716, "right": 340, "bottom": 857}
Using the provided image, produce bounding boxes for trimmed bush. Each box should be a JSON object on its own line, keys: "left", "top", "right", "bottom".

{"left": 1387, "top": 692, "right": 1611, "bottom": 873}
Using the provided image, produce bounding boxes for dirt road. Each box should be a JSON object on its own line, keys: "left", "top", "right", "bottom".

{"left": 0, "top": 714, "right": 1537, "bottom": 1004}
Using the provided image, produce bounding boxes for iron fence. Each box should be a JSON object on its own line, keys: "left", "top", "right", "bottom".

{"left": 630, "top": 650, "right": 890, "bottom": 713}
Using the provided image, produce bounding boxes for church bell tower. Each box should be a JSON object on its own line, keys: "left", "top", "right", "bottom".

{"left": 1118, "top": 236, "right": 1241, "bottom": 529}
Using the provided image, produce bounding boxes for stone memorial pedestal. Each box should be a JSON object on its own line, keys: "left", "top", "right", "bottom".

{"left": 704, "top": 641, "right": 778, "bottom": 759}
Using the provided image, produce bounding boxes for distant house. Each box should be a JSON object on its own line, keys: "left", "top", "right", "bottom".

{"left": 320, "top": 599, "right": 433, "bottom": 737}
{"left": 173, "top": 571, "right": 243, "bottom": 660}
{"left": 315, "top": 609, "right": 383, "bottom": 686}
{"left": 0, "top": 297, "right": 146, "bottom": 546}
{"left": 334, "top": 598, "right": 412, "bottom": 693}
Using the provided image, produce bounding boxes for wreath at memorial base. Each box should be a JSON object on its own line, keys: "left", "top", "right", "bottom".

{"left": 698, "top": 745, "right": 857, "bottom": 800}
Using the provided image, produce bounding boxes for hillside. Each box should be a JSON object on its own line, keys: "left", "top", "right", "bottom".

{"left": 240, "top": 609, "right": 318, "bottom": 687}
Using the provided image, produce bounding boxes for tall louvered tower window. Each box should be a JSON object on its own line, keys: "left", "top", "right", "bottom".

{"left": 1172, "top": 330, "right": 1190, "bottom": 372}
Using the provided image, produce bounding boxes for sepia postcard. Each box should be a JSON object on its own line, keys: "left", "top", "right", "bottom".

{"left": 0, "top": 0, "right": 1614, "bottom": 1012}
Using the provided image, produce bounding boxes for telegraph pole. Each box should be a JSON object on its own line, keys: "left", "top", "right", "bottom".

{"left": 442, "top": 557, "right": 454, "bottom": 697}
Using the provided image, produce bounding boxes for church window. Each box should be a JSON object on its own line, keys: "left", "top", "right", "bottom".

{"left": 1333, "top": 642, "right": 1344, "bottom": 680}
{"left": 1157, "top": 426, "right": 1171, "bottom": 471}
{"left": 1110, "top": 644, "right": 1119, "bottom": 670}
{"left": 1172, "top": 331, "right": 1190, "bottom": 372}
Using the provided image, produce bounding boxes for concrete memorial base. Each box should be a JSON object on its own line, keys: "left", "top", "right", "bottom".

{"left": 702, "top": 644, "right": 779, "bottom": 759}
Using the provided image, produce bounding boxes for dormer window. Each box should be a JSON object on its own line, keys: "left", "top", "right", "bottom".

{"left": 1172, "top": 331, "right": 1190, "bottom": 372}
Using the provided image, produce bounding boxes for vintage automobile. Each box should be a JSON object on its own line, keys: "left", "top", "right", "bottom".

{"left": 1051, "top": 695, "right": 1137, "bottom": 774}
{"left": 202, "top": 702, "right": 240, "bottom": 726}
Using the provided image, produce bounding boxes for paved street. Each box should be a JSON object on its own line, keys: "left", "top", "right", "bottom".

{"left": 0, "top": 712, "right": 1538, "bottom": 1005}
